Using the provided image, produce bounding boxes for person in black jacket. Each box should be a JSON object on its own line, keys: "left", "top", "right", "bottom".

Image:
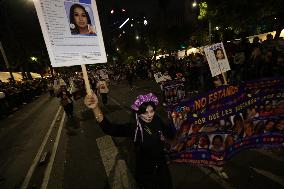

{"left": 57, "top": 85, "right": 73, "bottom": 118}
{"left": 85, "top": 92, "right": 174, "bottom": 189}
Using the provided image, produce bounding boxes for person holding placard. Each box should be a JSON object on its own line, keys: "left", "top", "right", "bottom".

{"left": 69, "top": 4, "right": 97, "bottom": 35}
{"left": 84, "top": 92, "right": 174, "bottom": 189}
{"left": 57, "top": 85, "right": 73, "bottom": 118}
{"left": 96, "top": 78, "right": 109, "bottom": 105}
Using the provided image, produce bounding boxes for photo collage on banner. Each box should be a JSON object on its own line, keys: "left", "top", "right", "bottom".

{"left": 163, "top": 80, "right": 186, "bottom": 106}
{"left": 168, "top": 77, "right": 284, "bottom": 166}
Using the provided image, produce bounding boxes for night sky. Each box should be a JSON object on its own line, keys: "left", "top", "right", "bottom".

{"left": 0, "top": 0, "right": 167, "bottom": 70}
{"left": 1, "top": 0, "right": 163, "bottom": 48}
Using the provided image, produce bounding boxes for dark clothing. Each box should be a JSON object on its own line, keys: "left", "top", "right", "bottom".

{"left": 126, "top": 70, "right": 134, "bottom": 88}
{"left": 99, "top": 116, "right": 174, "bottom": 189}
{"left": 57, "top": 90, "right": 73, "bottom": 117}
{"left": 101, "top": 93, "right": 108, "bottom": 104}
{"left": 49, "top": 90, "right": 55, "bottom": 97}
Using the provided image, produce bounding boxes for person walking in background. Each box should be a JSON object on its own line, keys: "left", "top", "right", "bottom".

{"left": 48, "top": 82, "right": 55, "bottom": 97}
{"left": 96, "top": 78, "right": 109, "bottom": 105}
{"left": 57, "top": 85, "right": 73, "bottom": 118}
{"left": 126, "top": 67, "right": 134, "bottom": 90}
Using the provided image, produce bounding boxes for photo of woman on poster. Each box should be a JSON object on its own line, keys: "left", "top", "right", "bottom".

{"left": 68, "top": 3, "right": 97, "bottom": 35}
{"left": 214, "top": 48, "right": 225, "bottom": 61}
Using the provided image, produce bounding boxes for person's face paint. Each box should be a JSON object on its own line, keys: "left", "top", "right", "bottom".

{"left": 74, "top": 7, "right": 88, "bottom": 29}
{"left": 140, "top": 105, "right": 155, "bottom": 123}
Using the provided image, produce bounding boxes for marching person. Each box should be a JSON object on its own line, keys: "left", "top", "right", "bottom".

{"left": 85, "top": 92, "right": 175, "bottom": 189}
{"left": 96, "top": 78, "right": 109, "bottom": 105}
{"left": 48, "top": 82, "right": 55, "bottom": 97}
{"left": 57, "top": 85, "right": 73, "bottom": 118}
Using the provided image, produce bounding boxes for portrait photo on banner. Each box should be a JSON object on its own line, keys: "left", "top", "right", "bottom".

{"left": 64, "top": 1, "right": 97, "bottom": 36}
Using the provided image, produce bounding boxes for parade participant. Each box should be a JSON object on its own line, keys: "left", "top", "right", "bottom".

{"left": 69, "top": 3, "right": 96, "bottom": 35}
{"left": 126, "top": 67, "right": 134, "bottom": 90}
{"left": 47, "top": 82, "right": 54, "bottom": 97}
{"left": 96, "top": 78, "right": 109, "bottom": 105}
{"left": 57, "top": 85, "right": 73, "bottom": 118}
{"left": 85, "top": 92, "right": 174, "bottom": 189}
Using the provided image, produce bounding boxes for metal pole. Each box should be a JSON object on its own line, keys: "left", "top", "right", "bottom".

{"left": 0, "top": 41, "right": 14, "bottom": 81}
{"left": 208, "top": 20, "right": 212, "bottom": 44}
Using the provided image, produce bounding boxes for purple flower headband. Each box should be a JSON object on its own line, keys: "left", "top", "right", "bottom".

{"left": 131, "top": 93, "right": 159, "bottom": 111}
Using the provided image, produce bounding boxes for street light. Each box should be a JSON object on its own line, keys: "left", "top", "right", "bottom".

{"left": 192, "top": 2, "right": 197, "bottom": 8}
{"left": 30, "top": 56, "right": 38, "bottom": 62}
{"left": 136, "top": 36, "right": 140, "bottom": 40}
{"left": 144, "top": 20, "right": 148, "bottom": 26}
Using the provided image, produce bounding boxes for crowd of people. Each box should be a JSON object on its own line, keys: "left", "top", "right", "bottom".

{"left": 0, "top": 78, "right": 48, "bottom": 118}
{"left": 1, "top": 35, "right": 283, "bottom": 120}
{"left": 105, "top": 34, "right": 284, "bottom": 92}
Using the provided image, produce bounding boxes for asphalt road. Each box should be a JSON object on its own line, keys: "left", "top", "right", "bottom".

{"left": 0, "top": 78, "right": 283, "bottom": 189}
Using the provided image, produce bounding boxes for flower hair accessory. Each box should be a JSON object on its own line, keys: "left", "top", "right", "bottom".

{"left": 131, "top": 93, "right": 159, "bottom": 111}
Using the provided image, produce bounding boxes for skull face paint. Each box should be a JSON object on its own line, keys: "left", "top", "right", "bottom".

{"left": 140, "top": 105, "right": 155, "bottom": 123}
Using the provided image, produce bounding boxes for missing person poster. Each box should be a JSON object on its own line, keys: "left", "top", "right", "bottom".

{"left": 33, "top": 0, "right": 107, "bottom": 67}
{"left": 204, "top": 43, "right": 231, "bottom": 77}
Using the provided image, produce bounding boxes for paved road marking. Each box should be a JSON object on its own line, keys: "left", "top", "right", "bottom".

{"left": 251, "top": 167, "right": 284, "bottom": 187}
{"left": 110, "top": 97, "right": 131, "bottom": 114}
{"left": 96, "top": 136, "right": 136, "bottom": 189}
{"left": 21, "top": 107, "right": 62, "bottom": 189}
{"left": 199, "top": 167, "right": 236, "bottom": 189}
{"left": 41, "top": 112, "right": 66, "bottom": 189}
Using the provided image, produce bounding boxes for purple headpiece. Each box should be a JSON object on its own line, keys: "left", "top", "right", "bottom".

{"left": 131, "top": 93, "right": 159, "bottom": 111}
{"left": 132, "top": 93, "right": 159, "bottom": 143}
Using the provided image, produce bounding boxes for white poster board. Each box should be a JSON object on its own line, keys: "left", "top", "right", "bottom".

{"left": 33, "top": 0, "right": 107, "bottom": 67}
{"left": 204, "top": 42, "right": 230, "bottom": 77}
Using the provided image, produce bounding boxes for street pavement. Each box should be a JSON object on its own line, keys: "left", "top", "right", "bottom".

{"left": 0, "top": 78, "right": 284, "bottom": 189}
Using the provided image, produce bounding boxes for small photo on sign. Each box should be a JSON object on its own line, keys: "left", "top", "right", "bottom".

{"left": 214, "top": 48, "right": 225, "bottom": 61}
{"left": 64, "top": 1, "right": 97, "bottom": 36}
